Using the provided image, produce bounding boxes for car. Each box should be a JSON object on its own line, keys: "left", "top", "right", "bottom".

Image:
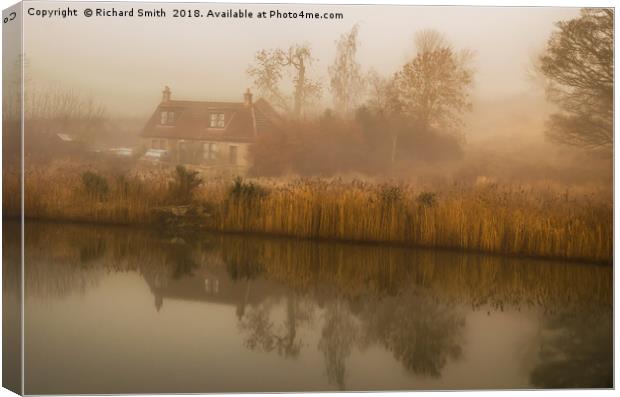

{"left": 142, "top": 148, "right": 170, "bottom": 162}
{"left": 108, "top": 147, "right": 134, "bottom": 157}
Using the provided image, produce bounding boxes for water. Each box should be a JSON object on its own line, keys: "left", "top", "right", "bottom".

{"left": 5, "top": 221, "right": 612, "bottom": 393}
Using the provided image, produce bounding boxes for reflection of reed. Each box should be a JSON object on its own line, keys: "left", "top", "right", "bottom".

{"left": 22, "top": 223, "right": 107, "bottom": 299}
{"left": 20, "top": 221, "right": 612, "bottom": 312}
{"left": 20, "top": 222, "right": 178, "bottom": 299}
{"left": 216, "top": 234, "right": 612, "bottom": 312}
{"left": 19, "top": 221, "right": 612, "bottom": 388}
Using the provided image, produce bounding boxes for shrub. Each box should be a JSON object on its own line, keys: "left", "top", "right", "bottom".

{"left": 81, "top": 171, "right": 109, "bottom": 199}
{"left": 378, "top": 184, "right": 402, "bottom": 207}
{"left": 417, "top": 192, "right": 437, "bottom": 207}
{"left": 168, "top": 165, "right": 202, "bottom": 204}
{"left": 228, "top": 176, "right": 269, "bottom": 201}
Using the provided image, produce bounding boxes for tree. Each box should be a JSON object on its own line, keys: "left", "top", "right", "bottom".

{"left": 361, "top": 31, "right": 472, "bottom": 170}
{"left": 248, "top": 44, "right": 322, "bottom": 118}
{"left": 287, "top": 45, "right": 322, "bottom": 118}
{"left": 328, "top": 25, "right": 365, "bottom": 115}
{"left": 247, "top": 49, "right": 289, "bottom": 112}
{"left": 539, "top": 9, "right": 613, "bottom": 150}
{"left": 363, "top": 71, "right": 404, "bottom": 166}
{"left": 394, "top": 30, "right": 474, "bottom": 131}
{"left": 23, "top": 85, "right": 107, "bottom": 153}
{"left": 365, "top": 70, "right": 401, "bottom": 116}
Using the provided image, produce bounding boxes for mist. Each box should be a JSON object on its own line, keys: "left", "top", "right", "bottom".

{"left": 24, "top": 4, "right": 578, "bottom": 111}
{"left": 9, "top": 3, "right": 610, "bottom": 188}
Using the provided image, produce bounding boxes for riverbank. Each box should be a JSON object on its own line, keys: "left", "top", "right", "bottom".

{"left": 3, "top": 165, "right": 613, "bottom": 264}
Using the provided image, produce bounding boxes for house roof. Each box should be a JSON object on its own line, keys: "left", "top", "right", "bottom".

{"left": 141, "top": 95, "right": 284, "bottom": 143}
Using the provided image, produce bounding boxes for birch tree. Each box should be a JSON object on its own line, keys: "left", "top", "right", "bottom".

{"left": 329, "top": 25, "right": 365, "bottom": 115}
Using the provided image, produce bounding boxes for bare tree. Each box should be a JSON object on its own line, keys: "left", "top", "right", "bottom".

{"left": 25, "top": 85, "right": 106, "bottom": 141}
{"left": 248, "top": 44, "right": 322, "bottom": 119}
{"left": 287, "top": 45, "right": 322, "bottom": 118}
{"left": 5, "top": 55, "right": 107, "bottom": 144}
{"left": 538, "top": 9, "right": 613, "bottom": 150}
{"left": 394, "top": 30, "right": 474, "bottom": 130}
{"left": 247, "top": 49, "right": 289, "bottom": 113}
{"left": 329, "top": 25, "right": 365, "bottom": 115}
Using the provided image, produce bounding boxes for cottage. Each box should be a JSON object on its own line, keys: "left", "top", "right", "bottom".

{"left": 141, "top": 86, "right": 283, "bottom": 173}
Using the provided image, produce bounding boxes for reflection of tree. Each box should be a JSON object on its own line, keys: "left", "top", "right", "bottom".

{"left": 530, "top": 309, "right": 612, "bottom": 388}
{"left": 318, "top": 301, "right": 359, "bottom": 390}
{"left": 238, "top": 294, "right": 313, "bottom": 359}
{"left": 360, "top": 290, "right": 465, "bottom": 378}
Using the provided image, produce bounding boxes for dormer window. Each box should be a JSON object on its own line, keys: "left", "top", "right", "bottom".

{"left": 210, "top": 113, "right": 225, "bottom": 128}
{"left": 160, "top": 111, "right": 175, "bottom": 125}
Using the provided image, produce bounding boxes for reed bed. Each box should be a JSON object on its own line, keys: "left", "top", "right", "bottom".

{"left": 217, "top": 179, "right": 612, "bottom": 263}
{"left": 3, "top": 163, "right": 612, "bottom": 263}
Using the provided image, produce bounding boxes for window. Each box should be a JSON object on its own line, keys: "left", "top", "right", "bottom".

{"left": 160, "top": 111, "right": 175, "bottom": 125}
{"left": 203, "top": 142, "right": 218, "bottom": 161}
{"left": 152, "top": 139, "right": 159, "bottom": 149}
{"left": 210, "top": 113, "right": 225, "bottom": 128}
{"left": 161, "top": 139, "right": 168, "bottom": 150}
{"left": 229, "top": 145, "right": 238, "bottom": 165}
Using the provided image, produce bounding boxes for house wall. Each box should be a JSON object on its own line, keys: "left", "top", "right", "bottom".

{"left": 143, "top": 138, "right": 252, "bottom": 171}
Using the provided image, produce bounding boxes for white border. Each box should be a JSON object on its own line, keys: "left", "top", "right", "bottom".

{"left": 0, "top": 1, "right": 616, "bottom": 397}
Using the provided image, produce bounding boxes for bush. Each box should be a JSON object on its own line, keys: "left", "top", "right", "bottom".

{"left": 417, "top": 192, "right": 437, "bottom": 208}
{"left": 82, "top": 171, "right": 108, "bottom": 199}
{"left": 228, "top": 176, "right": 269, "bottom": 201}
{"left": 169, "top": 165, "right": 202, "bottom": 204}
{"left": 378, "top": 184, "right": 402, "bottom": 207}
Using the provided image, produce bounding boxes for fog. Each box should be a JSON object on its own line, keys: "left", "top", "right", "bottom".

{"left": 11, "top": 3, "right": 611, "bottom": 186}
{"left": 23, "top": 3, "right": 578, "bottom": 115}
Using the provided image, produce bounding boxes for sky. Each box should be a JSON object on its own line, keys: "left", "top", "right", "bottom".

{"left": 21, "top": 2, "right": 580, "bottom": 117}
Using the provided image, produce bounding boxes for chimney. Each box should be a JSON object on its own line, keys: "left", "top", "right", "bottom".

{"left": 243, "top": 88, "right": 253, "bottom": 107}
{"left": 162, "top": 86, "right": 171, "bottom": 103}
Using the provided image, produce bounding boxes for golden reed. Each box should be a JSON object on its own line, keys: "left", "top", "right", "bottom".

{"left": 3, "top": 165, "right": 612, "bottom": 263}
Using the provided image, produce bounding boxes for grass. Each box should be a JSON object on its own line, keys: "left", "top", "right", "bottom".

{"left": 3, "top": 162, "right": 613, "bottom": 263}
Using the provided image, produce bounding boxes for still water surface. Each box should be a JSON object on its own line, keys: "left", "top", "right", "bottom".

{"left": 8, "top": 222, "right": 612, "bottom": 393}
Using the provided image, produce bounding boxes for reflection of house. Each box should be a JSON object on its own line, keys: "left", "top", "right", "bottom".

{"left": 140, "top": 86, "right": 284, "bottom": 173}
{"left": 143, "top": 264, "right": 284, "bottom": 316}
